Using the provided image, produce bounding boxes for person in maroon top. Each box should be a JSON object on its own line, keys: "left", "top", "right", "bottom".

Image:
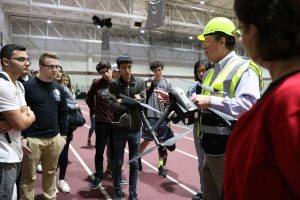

{"left": 224, "top": 0, "right": 300, "bottom": 199}
{"left": 85, "top": 61, "right": 114, "bottom": 189}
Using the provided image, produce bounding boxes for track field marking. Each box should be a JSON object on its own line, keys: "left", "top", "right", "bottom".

{"left": 124, "top": 148, "right": 197, "bottom": 195}
{"left": 70, "top": 135, "right": 112, "bottom": 199}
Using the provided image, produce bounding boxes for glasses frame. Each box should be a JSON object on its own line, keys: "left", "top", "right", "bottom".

{"left": 10, "top": 57, "right": 31, "bottom": 65}
{"left": 232, "top": 25, "right": 246, "bottom": 39}
{"left": 41, "top": 64, "right": 62, "bottom": 70}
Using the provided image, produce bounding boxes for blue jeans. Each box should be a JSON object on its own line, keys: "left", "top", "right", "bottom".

{"left": 0, "top": 162, "right": 21, "bottom": 200}
{"left": 112, "top": 130, "right": 141, "bottom": 194}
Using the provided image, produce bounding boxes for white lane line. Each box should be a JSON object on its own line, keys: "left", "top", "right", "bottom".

{"left": 78, "top": 103, "right": 89, "bottom": 109}
{"left": 81, "top": 110, "right": 89, "bottom": 115}
{"left": 77, "top": 113, "right": 197, "bottom": 196}
{"left": 175, "top": 148, "right": 198, "bottom": 160}
{"left": 124, "top": 149, "right": 197, "bottom": 195}
{"left": 171, "top": 123, "right": 191, "bottom": 130}
{"left": 69, "top": 144, "right": 112, "bottom": 200}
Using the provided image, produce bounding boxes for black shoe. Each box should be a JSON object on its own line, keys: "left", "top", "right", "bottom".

{"left": 90, "top": 176, "right": 102, "bottom": 189}
{"left": 192, "top": 192, "right": 203, "bottom": 200}
{"left": 113, "top": 190, "right": 122, "bottom": 200}
{"left": 158, "top": 165, "right": 167, "bottom": 178}
{"left": 129, "top": 193, "right": 138, "bottom": 200}
{"left": 138, "top": 158, "right": 143, "bottom": 171}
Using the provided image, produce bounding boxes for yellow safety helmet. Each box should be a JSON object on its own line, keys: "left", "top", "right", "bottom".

{"left": 198, "top": 17, "right": 236, "bottom": 41}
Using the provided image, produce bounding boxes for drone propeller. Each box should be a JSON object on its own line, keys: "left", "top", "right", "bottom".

{"left": 206, "top": 108, "right": 236, "bottom": 127}
{"left": 128, "top": 129, "right": 191, "bottom": 163}
{"left": 119, "top": 94, "right": 161, "bottom": 114}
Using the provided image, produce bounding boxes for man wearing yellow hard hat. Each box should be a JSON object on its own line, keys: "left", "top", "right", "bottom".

{"left": 190, "top": 17, "right": 263, "bottom": 200}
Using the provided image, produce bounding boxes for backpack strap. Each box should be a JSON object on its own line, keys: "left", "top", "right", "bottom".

{"left": 0, "top": 73, "right": 12, "bottom": 144}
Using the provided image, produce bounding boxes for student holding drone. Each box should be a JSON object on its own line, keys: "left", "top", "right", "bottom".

{"left": 108, "top": 55, "right": 146, "bottom": 200}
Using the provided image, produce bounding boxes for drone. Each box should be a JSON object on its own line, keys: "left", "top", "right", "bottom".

{"left": 112, "top": 86, "right": 237, "bottom": 164}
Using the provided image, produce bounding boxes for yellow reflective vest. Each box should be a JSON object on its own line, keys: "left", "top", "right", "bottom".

{"left": 195, "top": 58, "right": 263, "bottom": 137}
{"left": 202, "top": 59, "right": 263, "bottom": 98}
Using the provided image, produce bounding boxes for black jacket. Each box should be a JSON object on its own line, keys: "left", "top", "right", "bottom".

{"left": 108, "top": 75, "right": 145, "bottom": 132}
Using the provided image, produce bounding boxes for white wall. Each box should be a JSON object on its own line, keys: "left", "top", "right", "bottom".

{"left": 12, "top": 36, "right": 200, "bottom": 92}
{"left": 0, "top": 4, "right": 11, "bottom": 46}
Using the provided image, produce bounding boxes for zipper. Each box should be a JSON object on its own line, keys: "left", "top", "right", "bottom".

{"left": 127, "top": 84, "right": 132, "bottom": 130}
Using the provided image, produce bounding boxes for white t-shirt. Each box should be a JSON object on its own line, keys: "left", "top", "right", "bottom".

{"left": 0, "top": 72, "right": 26, "bottom": 163}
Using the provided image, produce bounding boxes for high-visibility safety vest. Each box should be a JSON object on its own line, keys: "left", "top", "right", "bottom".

{"left": 199, "top": 58, "right": 263, "bottom": 135}
{"left": 202, "top": 59, "right": 263, "bottom": 97}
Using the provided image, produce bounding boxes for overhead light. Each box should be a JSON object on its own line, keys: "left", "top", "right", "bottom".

{"left": 97, "top": 25, "right": 101, "bottom": 29}
{"left": 200, "top": 1, "right": 205, "bottom": 4}
{"left": 47, "top": 19, "right": 52, "bottom": 24}
{"left": 189, "top": 36, "right": 193, "bottom": 40}
{"left": 140, "top": 30, "right": 145, "bottom": 34}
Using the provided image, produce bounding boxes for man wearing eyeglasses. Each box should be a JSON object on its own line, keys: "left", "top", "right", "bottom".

{"left": 0, "top": 44, "right": 36, "bottom": 200}
{"left": 189, "top": 17, "right": 263, "bottom": 200}
{"left": 19, "top": 53, "right": 68, "bottom": 200}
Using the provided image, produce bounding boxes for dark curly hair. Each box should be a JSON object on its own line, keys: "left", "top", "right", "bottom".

{"left": 149, "top": 60, "right": 164, "bottom": 71}
{"left": 234, "top": 0, "right": 300, "bottom": 61}
{"left": 96, "top": 60, "right": 111, "bottom": 73}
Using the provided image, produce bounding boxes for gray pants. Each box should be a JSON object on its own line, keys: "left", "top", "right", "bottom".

{"left": 202, "top": 154, "right": 224, "bottom": 200}
{"left": 0, "top": 162, "right": 21, "bottom": 200}
{"left": 193, "top": 127, "right": 205, "bottom": 193}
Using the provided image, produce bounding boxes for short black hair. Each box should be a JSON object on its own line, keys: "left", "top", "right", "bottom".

{"left": 96, "top": 60, "right": 111, "bottom": 72}
{"left": 116, "top": 55, "right": 132, "bottom": 66}
{"left": 150, "top": 61, "right": 164, "bottom": 71}
{"left": 234, "top": 0, "right": 300, "bottom": 61}
{"left": 0, "top": 44, "right": 26, "bottom": 60}
{"left": 212, "top": 31, "right": 236, "bottom": 51}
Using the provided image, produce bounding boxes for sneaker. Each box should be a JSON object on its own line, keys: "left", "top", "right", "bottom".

{"left": 192, "top": 192, "right": 203, "bottom": 200}
{"left": 158, "top": 165, "right": 167, "bottom": 178}
{"left": 138, "top": 158, "right": 143, "bottom": 171}
{"left": 57, "top": 180, "right": 70, "bottom": 193}
{"left": 129, "top": 193, "right": 138, "bottom": 200}
{"left": 87, "top": 138, "right": 92, "bottom": 146}
{"left": 37, "top": 163, "right": 42, "bottom": 173}
{"left": 120, "top": 179, "right": 127, "bottom": 185}
{"left": 90, "top": 176, "right": 102, "bottom": 189}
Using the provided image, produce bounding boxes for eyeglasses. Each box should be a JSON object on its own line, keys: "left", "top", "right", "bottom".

{"left": 10, "top": 57, "right": 31, "bottom": 65}
{"left": 42, "top": 64, "right": 62, "bottom": 70}
{"left": 232, "top": 25, "right": 246, "bottom": 39}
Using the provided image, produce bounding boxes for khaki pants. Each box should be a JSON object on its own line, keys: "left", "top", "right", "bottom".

{"left": 20, "top": 134, "right": 64, "bottom": 200}
{"left": 202, "top": 154, "right": 224, "bottom": 200}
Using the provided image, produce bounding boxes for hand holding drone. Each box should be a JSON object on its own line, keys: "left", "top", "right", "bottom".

{"left": 116, "top": 87, "right": 237, "bottom": 163}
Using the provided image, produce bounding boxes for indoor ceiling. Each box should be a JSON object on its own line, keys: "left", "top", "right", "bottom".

{"left": 0, "top": 0, "right": 236, "bottom": 50}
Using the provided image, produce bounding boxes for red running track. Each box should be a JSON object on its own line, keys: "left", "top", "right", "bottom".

{"left": 33, "top": 100, "right": 201, "bottom": 200}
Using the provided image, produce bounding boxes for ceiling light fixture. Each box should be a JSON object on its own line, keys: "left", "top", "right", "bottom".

{"left": 140, "top": 30, "right": 145, "bottom": 34}
{"left": 200, "top": 1, "right": 205, "bottom": 4}
{"left": 47, "top": 19, "right": 52, "bottom": 24}
{"left": 189, "top": 36, "right": 193, "bottom": 40}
